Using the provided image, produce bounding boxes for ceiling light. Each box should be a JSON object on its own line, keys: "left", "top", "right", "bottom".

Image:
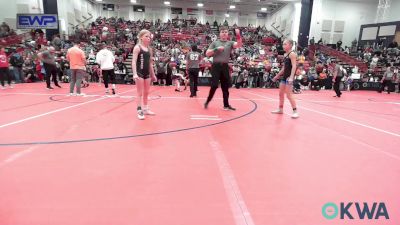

{"left": 164, "top": 1, "right": 170, "bottom": 5}
{"left": 197, "top": 3, "right": 204, "bottom": 7}
{"left": 131, "top": 0, "right": 137, "bottom": 3}
{"left": 225, "top": 13, "right": 230, "bottom": 17}
{"left": 261, "top": 7, "right": 267, "bottom": 11}
{"left": 229, "top": 5, "right": 235, "bottom": 9}
{"left": 96, "top": 0, "right": 102, "bottom": 2}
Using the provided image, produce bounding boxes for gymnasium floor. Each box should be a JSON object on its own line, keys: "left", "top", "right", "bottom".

{"left": 0, "top": 83, "right": 399, "bottom": 225}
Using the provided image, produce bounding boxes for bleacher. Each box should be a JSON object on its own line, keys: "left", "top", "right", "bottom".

{"left": 317, "top": 45, "right": 368, "bottom": 73}
{"left": 0, "top": 32, "right": 32, "bottom": 47}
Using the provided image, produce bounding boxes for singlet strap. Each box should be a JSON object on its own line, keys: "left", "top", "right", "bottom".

{"left": 285, "top": 51, "right": 293, "bottom": 58}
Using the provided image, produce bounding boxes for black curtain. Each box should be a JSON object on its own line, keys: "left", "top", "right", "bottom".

{"left": 298, "top": 0, "right": 314, "bottom": 49}
{"left": 42, "top": 0, "right": 60, "bottom": 41}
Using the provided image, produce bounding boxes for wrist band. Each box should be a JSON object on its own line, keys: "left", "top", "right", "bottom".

{"left": 236, "top": 33, "right": 241, "bottom": 41}
{"left": 213, "top": 47, "right": 219, "bottom": 52}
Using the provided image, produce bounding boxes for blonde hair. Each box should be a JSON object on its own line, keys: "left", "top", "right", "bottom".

{"left": 137, "top": 29, "right": 151, "bottom": 45}
{"left": 284, "top": 39, "right": 294, "bottom": 46}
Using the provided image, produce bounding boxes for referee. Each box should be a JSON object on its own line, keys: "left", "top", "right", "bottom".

{"left": 204, "top": 27, "right": 243, "bottom": 110}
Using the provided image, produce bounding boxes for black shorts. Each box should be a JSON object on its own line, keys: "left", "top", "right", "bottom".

{"left": 138, "top": 72, "right": 150, "bottom": 79}
{"left": 157, "top": 72, "right": 166, "bottom": 79}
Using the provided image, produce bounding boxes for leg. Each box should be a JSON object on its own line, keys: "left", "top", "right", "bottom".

{"left": 135, "top": 78, "right": 145, "bottom": 119}
{"left": 110, "top": 70, "right": 116, "bottom": 94}
{"left": 205, "top": 65, "right": 221, "bottom": 106}
{"left": 175, "top": 78, "right": 181, "bottom": 91}
{"left": 333, "top": 77, "right": 341, "bottom": 96}
{"left": 272, "top": 82, "right": 285, "bottom": 113}
{"left": 51, "top": 66, "right": 60, "bottom": 87}
{"left": 379, "top": 81, "right": 385, "bottom": 93}
{"left": 143, "top": 78, "right": 155, "bottom": 115}
{"left": 285, "top": 84, "right": 297, "bottom": 109}
{"left": 13, "top": 68, "right": 21, "bottom": 83}
{"left": 69, "top": 69, "right": 77, "bottom": 93}
{"left": 103, "top": 70, "right": 110, "bottom": 90}
{"left": 194, "top": 69, "right": 199, "bottom": 94}
{"left": 220, "top": 64, "right": 231, "bottom": 108}
{"left": 0, "top": 68, "right": 5, "bottom": 87}
{"left": 189, "top": 69, "right": 196, "bottom": 96}
{"left": 75, "top": 70, "right": 84, "bottom": 94}
{"left": 285, "top": 84, "right": 299, "bottom": 118}
{"left": 337, "top": 77, "right": 342, "bottom": 96}
{"left": 18, "top": 67, "right": 25, "bottom": 83}
{"left": 44, "top": 64, "right": 51, "bottom": 88}
{"left": 6, "top": 69, "right": 11, "bottom": 85}
{"left": 136, "top": 78, "right": 144, "bottom": 108}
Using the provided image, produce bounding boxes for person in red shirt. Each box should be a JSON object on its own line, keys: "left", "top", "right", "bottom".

{"left": 0, "top": 47, "right": 12, "bottom": 88}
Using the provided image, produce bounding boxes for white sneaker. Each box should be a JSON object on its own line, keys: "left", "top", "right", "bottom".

{"left": 271, "top": 109, "right": 283, "bottom": 114}
{"left": 9, "top": 85, "right": 13, "bottom": 89}
{"left": 137, "top": 110, "right": 145, "bottom": 120}
{"left": 143, "top": 109, "right": 156, "bottom": 115}
{"left": 76, "top": 93, "right": 86, "bottom": 96}
{"left": 291, "top": 111, "right": 299, "bottom": 119}
{"left": 68, "top": 93, "right": 76, "bottom": 96}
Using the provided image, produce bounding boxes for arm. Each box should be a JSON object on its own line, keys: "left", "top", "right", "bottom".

{"left": 66, "top": 51, "right": 70, "bottom": 62}
{"left": 81, "top": 50, "right": 87, "bottom": 65}
{"left": 272, "top": 65, "right": 284, "bottom": 81}
{"left": 95, "top": 52, "right": 101, "bottom": 65}
{"left": 206, "top": 42, "right": 224, "bottom": 57}
{"left": 149, "top": 48, "right": 157, "bottom": 82}
{"left": 111, "top": 51, "right": 115, "bottom": 63}
{"left": 131, "top": 45, "right": 140, "bottom": 79}
{"left": 233, "top": 29, "right": 243, "bottom": 49}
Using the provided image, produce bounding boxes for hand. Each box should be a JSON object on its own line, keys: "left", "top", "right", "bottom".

{"left": 133, "top": 74, "right": 139, "bottom": 80}
{"left": 217, "top": 46, "right": 225, "bottom": 52}
{"left": 235, "top": 29, "right": 240, "bottom": 36}
{"left": 287, "top": 78, "right": 293, "bottom": 84}
{"left": 151, "top": 75, "right": 157, "bottom": 82}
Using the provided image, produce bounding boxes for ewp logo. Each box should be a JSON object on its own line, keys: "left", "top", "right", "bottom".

{"left": 17, "top": 14, "right": 58, "bottom": 29}
{"left": 322, "top": 202, "right": 389, "bottom": 220}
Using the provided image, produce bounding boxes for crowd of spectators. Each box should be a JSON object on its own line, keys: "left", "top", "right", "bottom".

{"left": 0, "top": 16, "right": 398, "bottom": 93}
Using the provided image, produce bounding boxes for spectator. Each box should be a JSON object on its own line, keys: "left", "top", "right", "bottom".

{"left": 379, "top": 66, "right": 395, "bottom": 94}
{"left": 96, "top": 43, "right": 116, "bottom": 95}
{"left": 9, "top": 49, "right": 25, "bottom": 83}
{"left": 0, "top": 47, "right": 12, "bottom": 88}
{"left": 38, "top": 47, "right": 62, "bottom": 90}
{"left": 66, "top": 42, "right": 87, "bottom": 96}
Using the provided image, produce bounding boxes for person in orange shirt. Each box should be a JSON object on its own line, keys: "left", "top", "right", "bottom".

{"left": 0, "top": 47, "right": 12, "bottom": 88}
{"left": 66, "top": 43, "right": 87, "bottom": 96}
